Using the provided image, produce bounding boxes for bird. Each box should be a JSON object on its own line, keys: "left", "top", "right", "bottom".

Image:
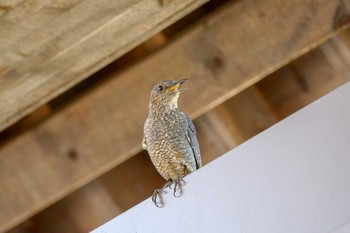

{"left": 142, "top": 79, "right": 202, "bottom": 207}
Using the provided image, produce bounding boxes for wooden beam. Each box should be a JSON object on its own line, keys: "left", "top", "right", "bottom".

{"left": 0, "top": 0, "right": 209, "bottom": 132}
{"left": 220, "top": 86, "right": 278, "bottom": 142}
{"left": 257, "top": 29, "right": 350, "bottom": 118}
{"left": 195, "top": 111, "right": 240, "bottom": 163}
{"left": 8, "top": 180, "right": 122, "bottom": 233}
{"left": 0, "top": 0, "right": 349, "bottom": 232}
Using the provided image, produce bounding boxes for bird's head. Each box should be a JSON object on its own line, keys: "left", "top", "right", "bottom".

{"left": 149, "top": 79, "right": 188, "bottom": 111}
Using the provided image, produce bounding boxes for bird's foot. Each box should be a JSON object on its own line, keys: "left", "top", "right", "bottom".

{"left": 152, "top": 180, "right": 175, "bottom": 207}
{"left": 152, "top": 178, "right": 186, "bottom": 207}
{"left": 163, "top": 179, "right": 174, "bottom": 191}
{"left": 152, "top": 189, "right": 164, "bottom": 208}
{"left": 171, "top": 178, "right": 185, "bottom": 198}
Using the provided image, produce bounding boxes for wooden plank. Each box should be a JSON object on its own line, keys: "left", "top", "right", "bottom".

{"left": 0, "top": 0, "right": 209, "bottom": 132}
{"left": 257, "top": 29, "right": 350, "bottom": 119}
{"left": 220, "top": 86, "right": 278, "bottom": 142}
{"left": 0, "top": 105, "right": 52, "bottom": 146}
{"left": 0, "top": 0, "right": 349, "bottom": 232}
{"left": 195, "top": 112, "right": 240, "bottom": 163}
{"left": 8, "top": 180, "right": 121, "bottom": 233}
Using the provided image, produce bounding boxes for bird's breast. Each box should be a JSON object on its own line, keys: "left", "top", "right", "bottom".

{"left": 144, "top": 111, "right": 188, "bottom": 150}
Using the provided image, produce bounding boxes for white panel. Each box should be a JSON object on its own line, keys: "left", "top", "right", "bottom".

{"left": 93, "top": 82, "right": 350, "bottom": 233}
{"left": 330, "top": 222, "right": 350, "bottom": 233}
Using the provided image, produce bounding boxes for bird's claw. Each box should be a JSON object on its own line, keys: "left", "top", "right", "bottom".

{"left": 173, "top": 178, "right": 185, "bottom": 198}
{"left": 152, "top": 178, "right": 186, "bottom": 207}
{"left": 152, "top": 189, "right": 164, "bottom": 208}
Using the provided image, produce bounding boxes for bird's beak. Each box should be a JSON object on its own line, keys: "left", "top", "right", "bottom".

{"left": 167, "top": 79, "right": 188, "bottom": 92}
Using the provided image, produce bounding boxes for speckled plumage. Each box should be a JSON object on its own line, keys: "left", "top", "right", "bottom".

{"left": 142, "top": 79, "right": 202, "bottom": 206}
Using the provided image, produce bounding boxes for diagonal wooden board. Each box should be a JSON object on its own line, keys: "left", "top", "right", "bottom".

{"left": 0, "top": 0, "right": 349, "bottom": 232}
{"left": 0, "top": 0, "right": 209, "bottom": 133}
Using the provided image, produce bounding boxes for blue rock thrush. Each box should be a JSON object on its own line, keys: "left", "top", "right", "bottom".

{"left": 142, "top": 79, "right": 202, "bottom": 207}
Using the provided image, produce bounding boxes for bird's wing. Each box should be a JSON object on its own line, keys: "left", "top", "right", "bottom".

{"left": 182, "top": 113, "right": 202, "bottom": 169}
{"left": 142, "top": 118, "right": 150, "bottom": 150}
{"left": 142, "top": 136, "right": 147, "bottom": 150}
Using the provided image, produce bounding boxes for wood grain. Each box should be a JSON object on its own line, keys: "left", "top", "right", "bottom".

{"left": 7, "top": 180, "right": 121, "bottom": 233}
{"left": 220, "top": 86, "right": 278, "bottom": 142}
{"left": 0, "top": 0, "right": 209, "bottom": 133}
{"left": 257, "top": 30, "right": 350, "bottom": 118}
{"left": 0, "top": 0, "right": 349, "bottom": 232}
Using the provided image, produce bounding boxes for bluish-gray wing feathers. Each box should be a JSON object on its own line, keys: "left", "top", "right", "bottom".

{"left": 183, "top": 113, "right": 202, "bottom": 169}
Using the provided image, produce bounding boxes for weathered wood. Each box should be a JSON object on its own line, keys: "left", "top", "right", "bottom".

{"left": 0, "top": 0, "right": 209, "bottom": 133}
{"left": 257, "top": 30, "right": 350, "bottom": 118}
{"left": 195, "top": 111, "right": 239, "bottom": 163}
{"left": 7, "top": 180, "right": 121, "bottom": 233}
{"left": 220, "top": 86, "right": 278, "bottom": 142}
{"left": 0, "top": 105, "right": 52, "bottom": 146}
{"left": 0, "top": 0, "right": 349, "bottom": 232}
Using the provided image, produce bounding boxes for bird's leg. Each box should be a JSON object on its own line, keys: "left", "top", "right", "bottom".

{"left": 163, "top": 179, "right": 174, "bottom": 190}
{"left": 171, "top": 165, "right": 188, "bottom": 197}
{"left": 152, "top": 189, "right": 164, "bottom": 208}
{"left": 173, "top": 179, "right": 180, "bottom": 197}
{"left": 173, "top": 178, "right": 186, "bottom": 198}
{"left": 151, "top": 179, "right": 174, "bottom": 207}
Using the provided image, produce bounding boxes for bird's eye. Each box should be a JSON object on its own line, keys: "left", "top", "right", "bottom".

{"left": 158, "top": 85, "right": 164, "bottom": 91}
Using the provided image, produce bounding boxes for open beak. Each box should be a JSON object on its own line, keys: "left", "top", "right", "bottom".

{"left": 167, "top": 79, "right": 188, "bottom": 92}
